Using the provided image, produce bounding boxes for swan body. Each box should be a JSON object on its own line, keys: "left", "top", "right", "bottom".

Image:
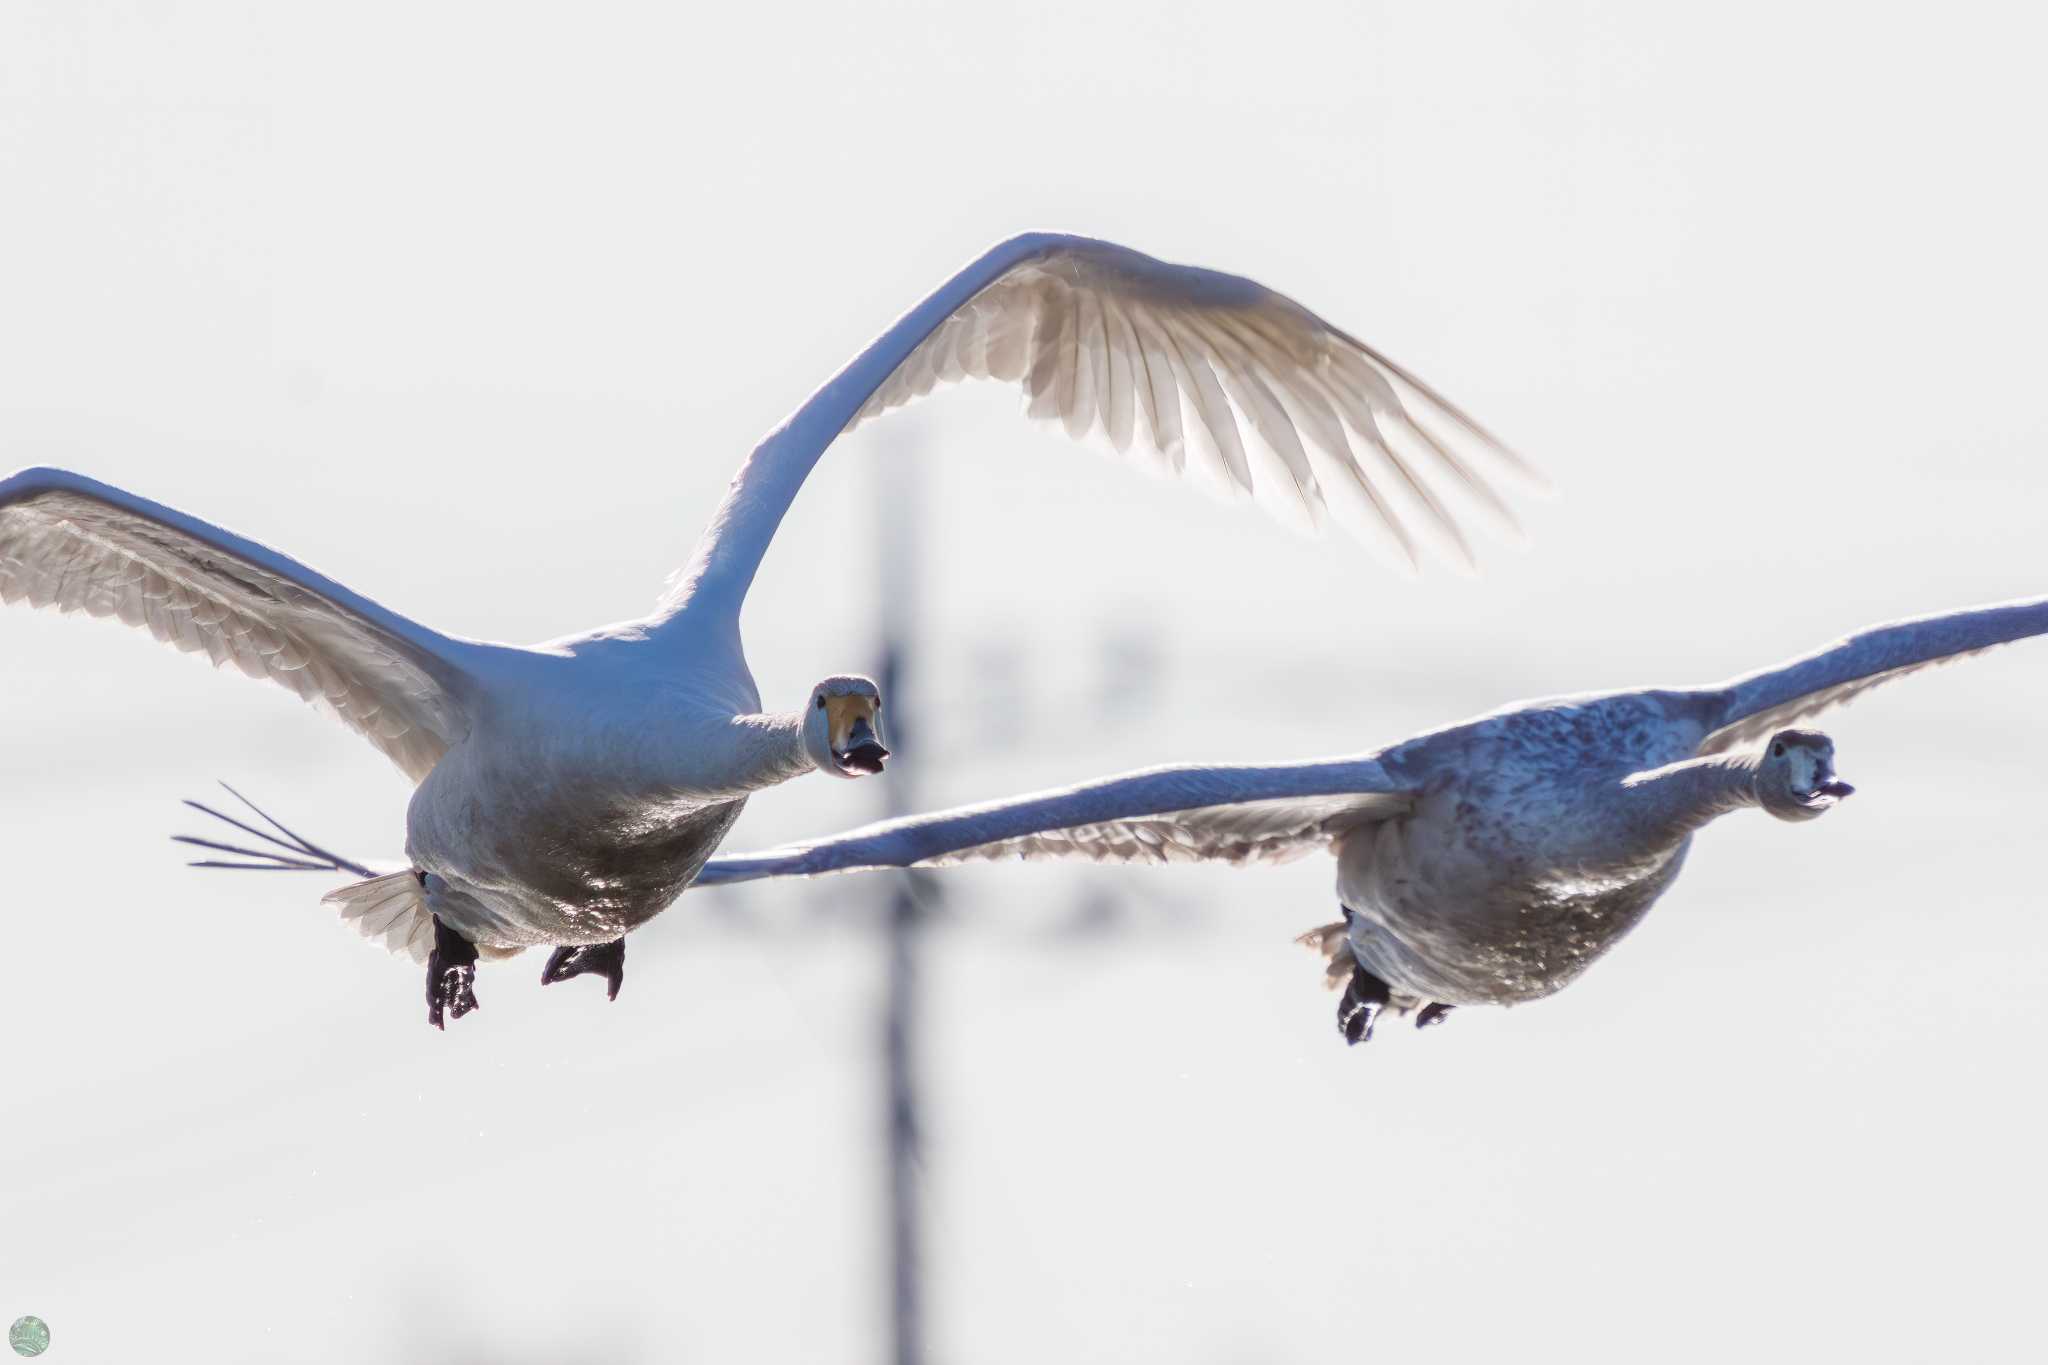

{"left": 1330, "top": 691, "right": 1711, "bottom": 1007}
{"left": 694, "top": 593, "right": 2048, "bottom": 1039}
{"left": 396, "top": 648, "right": 794, "bottom": 952}
{"left": 4, "top": 231, "right": 1538, "bottom": 1024}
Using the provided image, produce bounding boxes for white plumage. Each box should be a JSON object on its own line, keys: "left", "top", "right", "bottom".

{"left": 696, "top": 595, "right": 2048, "bottom": 1037}
{"left": 843, "top": 239, "right": 1541, "bottom": 566}
{"left": 2, "top": 231, "right": 1538, "bottom": 1023}
{"left": 0, "top": 482, "right": 466, "bottom": 782}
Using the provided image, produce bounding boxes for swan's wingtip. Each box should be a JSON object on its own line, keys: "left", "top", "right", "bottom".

{"left": 1440, "top": 553, "right": 1481, "bottom": 582}
{"left": 1508, "top": 460, "right": 1559, "bottom": 500}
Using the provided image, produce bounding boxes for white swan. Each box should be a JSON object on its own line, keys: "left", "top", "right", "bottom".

{"left": 685, "top": 595, "right": 2048, "bottom": 1043}
{"left": 2, "top": 232, "right": 1536, "bottom": 1027}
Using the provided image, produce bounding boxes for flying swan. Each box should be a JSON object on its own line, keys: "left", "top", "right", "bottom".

{"left": 674, "top": 595, "right": 2048, "bottom": 1042}
{"left": 2, "top": 232, "right": 1536, "bottom": 1027}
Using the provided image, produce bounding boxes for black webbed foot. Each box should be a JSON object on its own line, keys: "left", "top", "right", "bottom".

{"left": 541, "top": 938, "right": 626, "bottom": 1001}
{"left": 1337, "top": 963, "right": 1392, "bottom": 1046}
{"left": 427, "top": 916, "right": 481, "bottom": 1030}
{"left": 1415, "top": 1002, "right": 1455, "bottom": 1030}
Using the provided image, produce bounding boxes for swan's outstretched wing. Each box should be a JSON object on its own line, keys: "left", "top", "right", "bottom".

{"left": 1695, "top": 595, "right": 2048, "bottom": 755}
{"left": 692, "top": 756, "right": 1414, "bottom": 886}
{"left": 0, "top": 467, "right": 481, "bottom": 781}
{"left": 674, "top": 233, "right": 1539, "bottom": 611}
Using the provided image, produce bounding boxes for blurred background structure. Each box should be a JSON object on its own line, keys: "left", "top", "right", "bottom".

{"left": 6, "top": 3, "right": 2048, "bottom": 1360}
{"left": 875, "top": 439, "right": 927, "bottom": 1365}
{"left": 868, "top": 442, "right": 1176, "bottom": 1365}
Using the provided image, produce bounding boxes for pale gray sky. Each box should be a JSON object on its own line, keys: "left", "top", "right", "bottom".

{"left": 4, "top": 2, "right": 2047, "bottom": 1360}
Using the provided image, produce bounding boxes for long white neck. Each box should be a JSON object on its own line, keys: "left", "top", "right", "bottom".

{"left": 648, "top": 709, "right": 816, "bottom": 799}
{"left": 1619, "top": 753, "right": 1761, "bottom": 846}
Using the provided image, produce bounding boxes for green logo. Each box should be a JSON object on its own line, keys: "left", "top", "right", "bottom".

{"left": 7, "top": 1317, "right": 48, "bottom": 1358}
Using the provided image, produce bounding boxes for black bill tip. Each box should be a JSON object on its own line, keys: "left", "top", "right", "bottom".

{"left": 838, "top": 742, "right": 889, "bottom": 775}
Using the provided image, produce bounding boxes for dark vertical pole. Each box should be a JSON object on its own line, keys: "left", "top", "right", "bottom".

{"left": 876, "top": 440, "right": 924, "bottom": 1365}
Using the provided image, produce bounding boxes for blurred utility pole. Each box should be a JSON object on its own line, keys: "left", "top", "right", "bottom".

{"left": 875, "top": 438, "right": 926, "bottom": 1365}
{"left": 865, "top": 433, "right": 1171, "bottom": 1364}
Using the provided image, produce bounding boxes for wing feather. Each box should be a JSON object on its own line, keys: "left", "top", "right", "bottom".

{"left": 0, "top": 468, "right": 482, "bottom": 781}
{"left": 1064, "top": 283, "right": 1100, "bottom": 442}
{"left": 1304, "top": 370, "right": 1474, "bottom": 568}
{"left": 1115, "top": 301, "right": 1171, "bottom": 461}
{"left": 1695, "top": 595, "right": 2048, "bottom": 755}
{"left": 982, "top": 284, "right": 1033, "bottom": 383}
{"left": 673, "top": 233, "right": 1538, "bottom": 611}
{"left": 1101, "top": 298, "right": 1137, "bottom": 452}
{"left": 1191, "top": 313, "right": 1324, "bottom": 520}
{"left": 1161, "top": 322, "right": 1256, "bottom": 494}
{"left": 693, "top": 756, "right": 1415, "bottom": 886}
{"left": 1024, "top": 280, "right": 1072, "bottom": 426}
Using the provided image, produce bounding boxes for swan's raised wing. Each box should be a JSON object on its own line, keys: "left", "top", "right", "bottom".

{"left": 674, "top": 233, "right": 1540, "bottom": 611}
{"left": 1, "top": 467, "right": 482, "bottom": 781}
{"left": 1695, "top": 595, "right": 2048, "bottom": 755}
{"left": 693, "top": 756, "right": 1414, "bottom": 886}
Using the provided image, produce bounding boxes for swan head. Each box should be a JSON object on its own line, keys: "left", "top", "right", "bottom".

{"left": 804, "top": 675, "right": 888, "bottom": 779}
{"left": 1756, "top": 728, "right": 1854, "bottom": 822}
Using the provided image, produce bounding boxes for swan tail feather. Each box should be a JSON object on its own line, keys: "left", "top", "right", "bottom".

{"left": 175, "top": 783, "right": 387, "bottom": 879}
{"left": 322, "top": 871, "right": 438, "bottom": 964}
{"left": 1295, "top": 918, "right": 1356, "bottom": 989}
{"left": 175, "top": 784, "right": 433, "bottom": 963}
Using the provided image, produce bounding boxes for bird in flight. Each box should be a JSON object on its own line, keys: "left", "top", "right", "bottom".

{"left": 682, "top": 595, "right": 2048, "bottom": 1043}
{"left": 7, "top": 232, "right": 1536, "bottom": 1027}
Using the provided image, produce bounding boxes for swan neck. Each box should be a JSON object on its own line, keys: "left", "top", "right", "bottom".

{"left": 724, "top": 709, "right": 816, "bottom": 792}
{"left": 646, "top": 709, "right": 813, "bottom": 798}
{"left": 1619, "top": 753, "right": 1760, "bottom": 842}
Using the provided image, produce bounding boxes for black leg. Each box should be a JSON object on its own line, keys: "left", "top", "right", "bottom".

{"left": 1415, "top": 1002, "right": 1455, "bottom": 1030}
{"left": 541, "top": 938, "right": 626, "bottom": 1002}
{"left": 1337, "top": 962, "right": 1392, "bottom": 1046}
{"left": 426, "top": 915, "right": 481, "bottom": 1030}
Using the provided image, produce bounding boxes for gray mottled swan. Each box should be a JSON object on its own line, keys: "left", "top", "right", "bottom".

{"left": 684, "top": 595, "right": 2048, "bottom": 1043}
{"left": 4, "top": 232, "right": 1537, "bottom": 1028}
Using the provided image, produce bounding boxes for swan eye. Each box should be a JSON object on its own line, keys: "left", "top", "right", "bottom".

{"left": 1771, "top": 742, "right": 1785, "bottom": 758}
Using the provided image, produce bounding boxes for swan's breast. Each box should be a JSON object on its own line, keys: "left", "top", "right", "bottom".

{"left": 1341, "top": 807, "right": 1691, "bottom": 1006}
{"left": 1338, "top": 696, "right": 1708, "bottom": 1006}
{"left": 402, "top": 721, "right": 748, "bottom": 947}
